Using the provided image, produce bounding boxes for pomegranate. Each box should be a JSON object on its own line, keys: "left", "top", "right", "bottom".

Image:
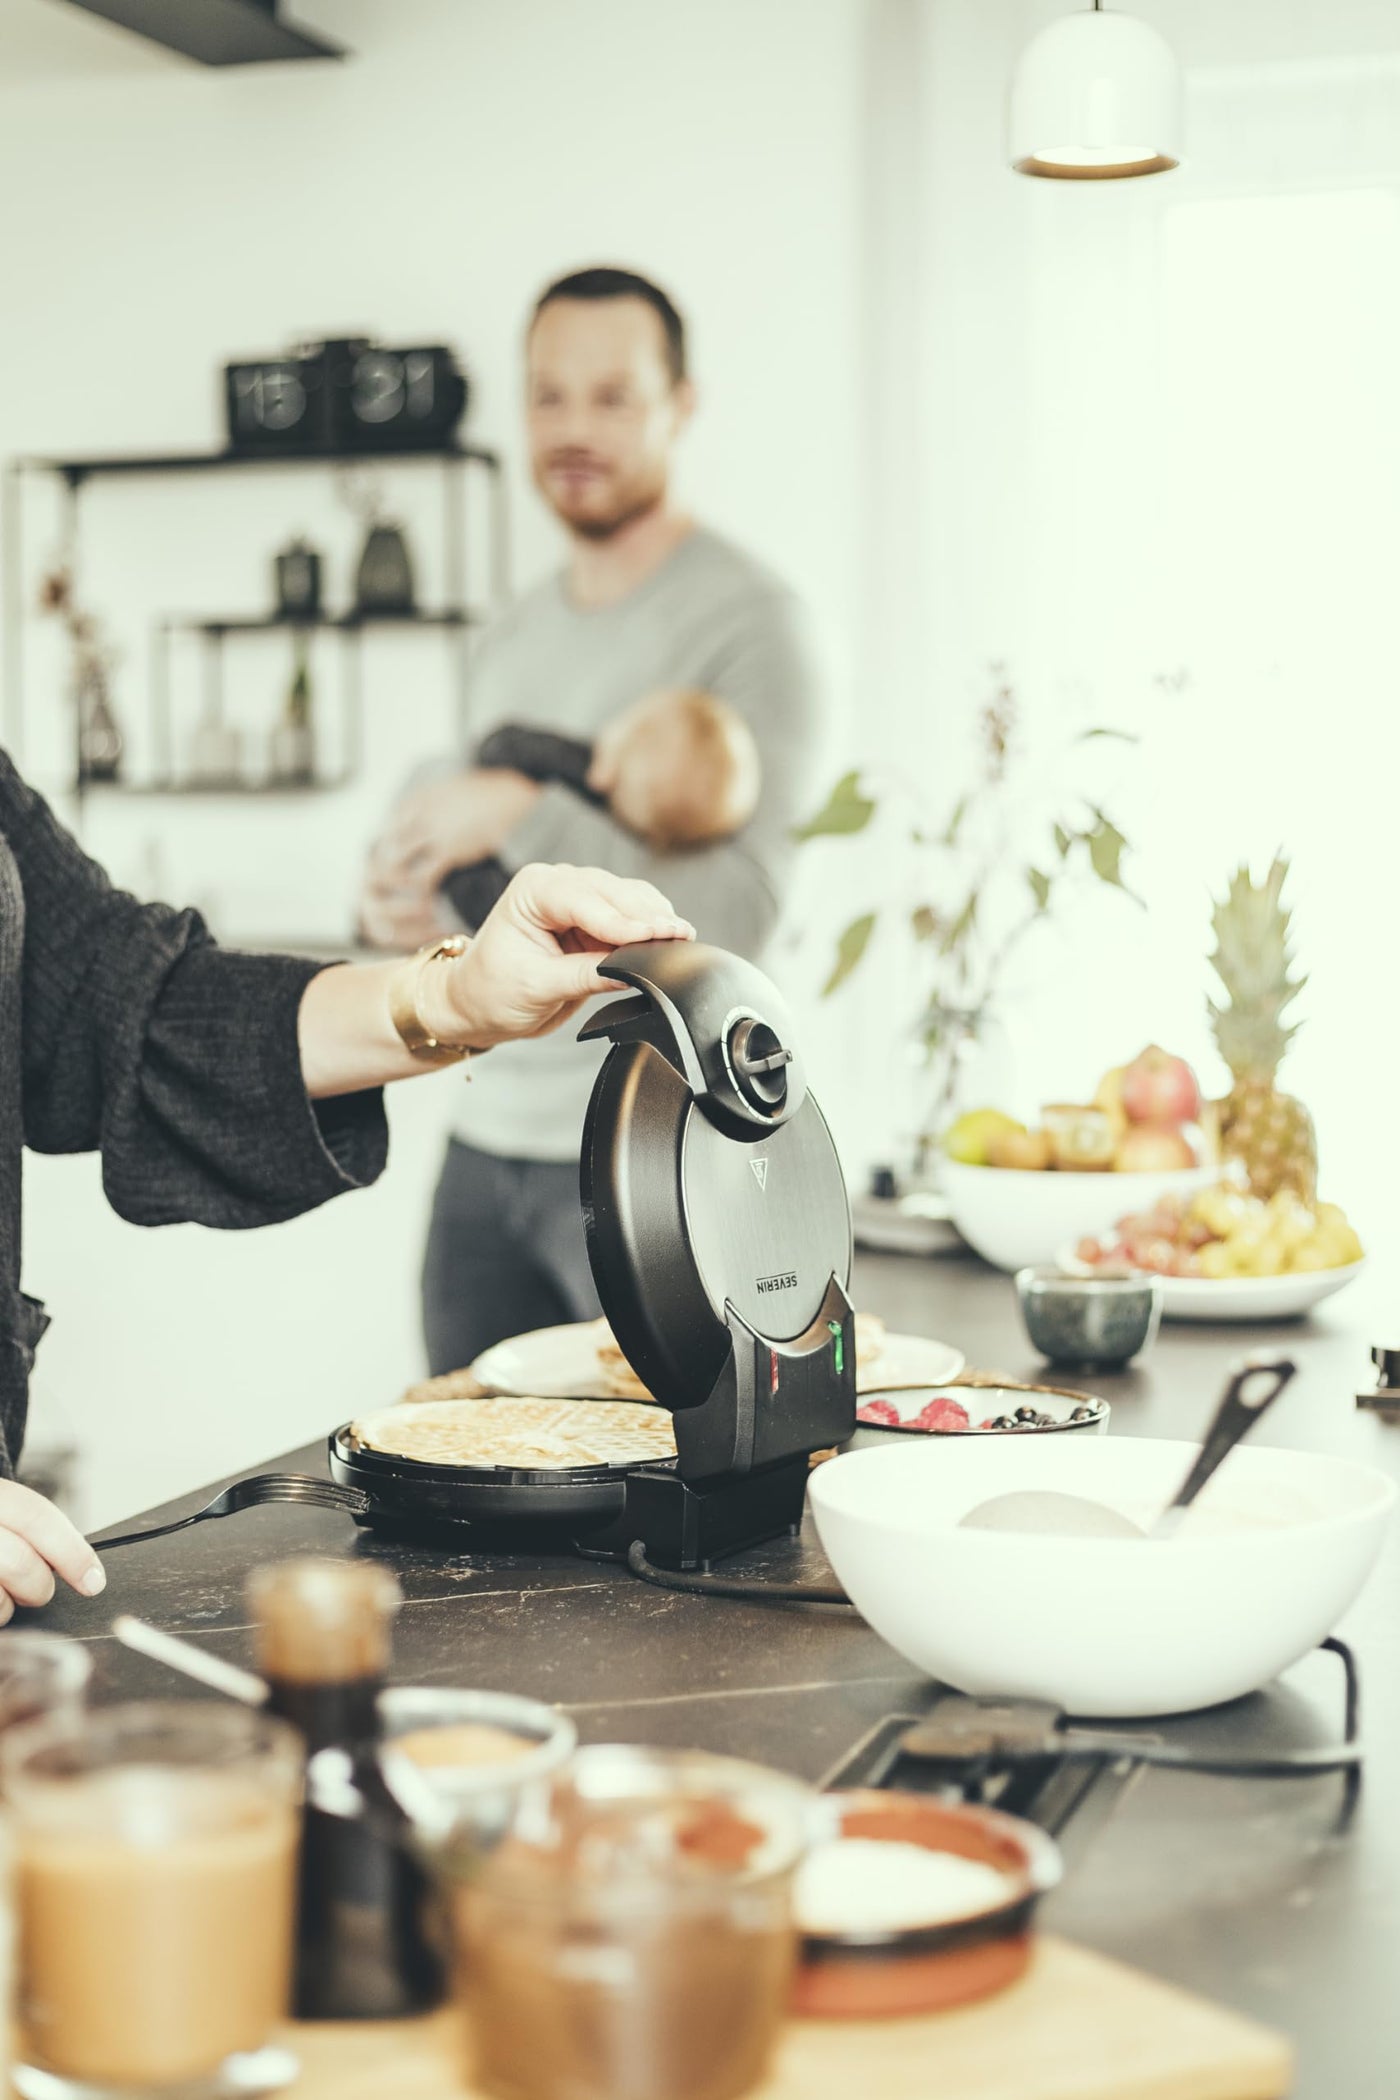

{"left": 1114, "top": 1125, "right": 1197, "bottom": 1174}
{"left": 1121, "top": 1046, "right": 1202, "bottom": 1128}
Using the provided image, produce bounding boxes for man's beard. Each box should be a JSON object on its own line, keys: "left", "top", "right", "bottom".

{"left": 567, "top": 485, "right": 664, "bottom": 541}
{"left": 537, "top": 464, "right": 666, "bottom": 543}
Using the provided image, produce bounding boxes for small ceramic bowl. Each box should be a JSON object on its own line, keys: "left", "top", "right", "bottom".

{"left": 791, "top": 1791, "right": 1061, "bottom": 2019}
{"left": 1015, "top": 1265, "right": 1161, "bottom": 1367}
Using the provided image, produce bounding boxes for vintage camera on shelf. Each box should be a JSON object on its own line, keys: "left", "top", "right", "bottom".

{"left": 224, "top": 337, "right": 468, "bottom": 455}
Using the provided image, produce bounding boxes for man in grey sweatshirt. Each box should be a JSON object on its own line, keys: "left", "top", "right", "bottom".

{"left": 360, "top": 267, "right": 821, "bottom": 1374}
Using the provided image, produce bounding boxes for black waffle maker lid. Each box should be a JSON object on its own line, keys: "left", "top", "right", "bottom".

{"left": 579, "top": 942, "right": 854, "bottom": 1421}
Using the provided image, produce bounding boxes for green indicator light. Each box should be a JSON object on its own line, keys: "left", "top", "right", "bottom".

{"left": 828, "top": 1319, "right": 844, "bottom": 1375}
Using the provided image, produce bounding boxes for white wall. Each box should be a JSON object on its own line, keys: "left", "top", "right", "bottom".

{"left": 0, "top": 0, "right": 871, "bottom": 1522}
{"left": 804, "top": 0, "right": 1400, "bottom": 1250}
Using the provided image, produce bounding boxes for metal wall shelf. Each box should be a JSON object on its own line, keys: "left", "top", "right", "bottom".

{"left": 2, "top": 441, "right": 509, "bottom": 791}
{"left": 167, "top": 608, "right": 476, "bottom": 636}
{"left": 22, "top": 441, "right": 500, "bottom": 486}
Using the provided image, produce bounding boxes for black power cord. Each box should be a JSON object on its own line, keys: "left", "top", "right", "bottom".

{"left": 625, "top": 1540, "right": 851, "bottom": 1604}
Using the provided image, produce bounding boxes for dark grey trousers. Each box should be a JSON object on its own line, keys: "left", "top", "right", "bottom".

{"left": 420, "top": 1138, "right": 600, "bottom": 1376}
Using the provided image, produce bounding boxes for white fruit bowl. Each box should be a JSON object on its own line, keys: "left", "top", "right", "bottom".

{"left": 1060, "top": 1244, "right": 1367, "bottom": 1325}
{"left": 809, "top": 1433, "right": 1395, "bottom": 1718}
{"left": 943, "top": 1161, "right": 1213, "bottom": 1274}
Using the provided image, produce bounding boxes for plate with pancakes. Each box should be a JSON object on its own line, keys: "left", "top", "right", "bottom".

{"left": 463, "top": 1316, "right": 964, "bottom": 1406}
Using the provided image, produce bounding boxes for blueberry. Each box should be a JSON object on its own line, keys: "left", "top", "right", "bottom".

{"left": 1071, "top": 1405, "right": 1097, "bottom": 1422}
{"left": 1014, "top": 1406, "right": 1039, "bottom": 1423}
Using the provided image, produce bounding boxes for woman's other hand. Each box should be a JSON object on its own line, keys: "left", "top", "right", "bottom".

{"left": 0, "top": 1480, "right": 106, "bottom": 1624}
{"left": 432, "top": 862, "right": 694, "bottom": 1049}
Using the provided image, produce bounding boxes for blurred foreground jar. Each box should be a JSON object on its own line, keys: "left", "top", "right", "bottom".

{"left": 0, "top": 1634, "right": 92, "bottom": 1735}
{"left": 446, "top": 1746, "right": 811, "bottom": 2100}
{"left": 248, "top": 1558, "right": 443, "bottom": 2018}
{"left": 1, "top": 1701, "right": 301, "bottom": 2100}
{"left": 0, "top": 1634, "right": 91, "bottom": 2099}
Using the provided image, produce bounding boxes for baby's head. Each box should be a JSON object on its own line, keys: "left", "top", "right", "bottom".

{"left": 588, "top": 689, "right": 761, "bottom": 849}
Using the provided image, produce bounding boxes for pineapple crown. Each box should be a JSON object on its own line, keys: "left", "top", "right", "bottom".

{"left": 1207, "top": 855, "right": 1307, "bottom": 1084}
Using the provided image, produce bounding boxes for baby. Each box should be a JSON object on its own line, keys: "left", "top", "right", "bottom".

{"left": 441, "top": 689, "right": 761, "bottom": 931}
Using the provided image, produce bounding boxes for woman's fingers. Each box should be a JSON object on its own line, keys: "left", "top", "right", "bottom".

{"left": 512, "top": 864, "right": 694, "bottom": 948}
{"left": 0, "top": 1529, "right": 57, "bottom": 1610}
{"left": 0, "top": 1481, "right": 106, "bottom": 1601}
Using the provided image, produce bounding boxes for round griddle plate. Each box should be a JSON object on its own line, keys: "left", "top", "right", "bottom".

{"left": 329, "top": 1425, "right": 674, "bottom": 1529}
{"left": 580, "top": 945, "right": 853, "bottom": 1411}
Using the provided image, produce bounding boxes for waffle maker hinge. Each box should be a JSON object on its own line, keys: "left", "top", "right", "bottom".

{"left": 579, "top": 943, "right": 858, "bottom": 1571}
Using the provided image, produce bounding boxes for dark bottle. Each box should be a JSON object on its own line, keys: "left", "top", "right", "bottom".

{"left": 246, "top": 1559, "right": 443, "bottom": 2019}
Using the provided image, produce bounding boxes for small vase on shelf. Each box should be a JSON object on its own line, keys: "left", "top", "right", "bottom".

{"left": 354, "top": 519, "right": 416, "bottom": 616}
{"left": 75, "top": 658, "right": 123, "bottom": 785}
{"left": 268, "top": 636, "right": 316, "bottom": 785}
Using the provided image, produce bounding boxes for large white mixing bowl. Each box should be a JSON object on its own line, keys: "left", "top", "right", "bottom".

{"left": 943, "top": 1160, "right": 1212, "bottom": 1273}
{"left": 809, "top": 1434, "right": 1394, "bottom": 1717}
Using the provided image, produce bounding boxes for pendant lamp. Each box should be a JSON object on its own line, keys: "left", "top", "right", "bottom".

{"left": 1009, "top": 0, "right": 1182, "bottom": 180}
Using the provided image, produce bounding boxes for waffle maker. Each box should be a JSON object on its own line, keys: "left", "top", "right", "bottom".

{"left": 329, "top": 941, "right": 857, "bottom": 1569}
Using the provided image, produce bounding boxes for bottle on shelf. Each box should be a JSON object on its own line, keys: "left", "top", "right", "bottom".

{"left": 268, "top": 632, "right": 316, "bottom": 784}
{"left": 187, "top": 687, "right": 244, "bottom": 787}
{"left": 246, "top": 1559, "right": 444, "bottom": 2020}
{"left": 273, "top": 535, "right": 323, "bottom": 621}
{"left": 75, "top": 657, "right": 123, "bottom": 785}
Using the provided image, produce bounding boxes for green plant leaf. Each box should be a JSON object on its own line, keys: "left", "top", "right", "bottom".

{"left": 1028, "top": 867, "right": 1051, "bottom": 911}
{"left": 1078, "top": 727, "right": 1138, "bottom": 743}
{"left": 941, "top": 794, "right": 970, "bottom": 847}
{"left": 911, "top": 904, "right": 941, "bottom": 943}
{"left": 938, "top": 893, "right": 978, "bottom": 955}
{"left": 793, "top": 771, "right": 876, "bottom": 842}
{"left": 1086, "top": 810, "right": 1129, "bottom": 888}
{"left": 823, "top": 911, "right": 877, "bottom": 995}
{"left": 1053, "top": 823, "right": 1073, "bottom": 859}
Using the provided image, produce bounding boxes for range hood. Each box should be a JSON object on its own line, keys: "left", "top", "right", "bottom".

{"left": 59, "top": 0, "right": 345, "bottom": 65}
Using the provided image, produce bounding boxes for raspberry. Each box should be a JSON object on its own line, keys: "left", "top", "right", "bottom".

{"left": 857, "top": 1398, "right": 901, "bottom": 1427}
{"left": 912, "top": 1398, "right": 970, "bottom": 1434}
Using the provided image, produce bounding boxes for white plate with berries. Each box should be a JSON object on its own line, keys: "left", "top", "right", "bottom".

{"left": 853, "top": 1386, "right": 1109, "bottom": 1439}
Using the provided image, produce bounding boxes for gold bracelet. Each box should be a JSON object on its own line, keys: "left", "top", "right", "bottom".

{"left": 388, "top": 935, "right": 480, "bottom": 1068}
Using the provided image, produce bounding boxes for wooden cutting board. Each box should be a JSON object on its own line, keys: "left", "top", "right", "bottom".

{"left": 278, "top": 1937, "right": 1293, "bottom": 2100}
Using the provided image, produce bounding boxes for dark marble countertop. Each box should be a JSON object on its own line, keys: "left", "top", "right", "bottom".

{"left": 21, "top": 1249, "right": 1400, "bottom": 2095}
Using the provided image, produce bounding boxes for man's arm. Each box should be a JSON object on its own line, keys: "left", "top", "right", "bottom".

{"left": 494, "top": 589, "right": 822, "bottom": 956}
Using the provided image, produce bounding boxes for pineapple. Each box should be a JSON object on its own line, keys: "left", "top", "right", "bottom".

{"left": 1207, "top": 857, "right": 1318, "bottom": 1203}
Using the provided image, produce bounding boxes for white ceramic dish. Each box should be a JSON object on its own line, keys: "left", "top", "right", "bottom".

{"left": 1059, "top": 1244, "right": 1367, "bottom": 1324}
{"left": 854, "top": 1387, "right": 1108, "bottom": 1436}
{"left": 943, "top": 1162, "right": 1214, "bottom": 1275}
{"left": 809, "top": 1434, "right": 1395, "bottom": 1717}
{"left": 472, "top": 1321, "right": 964, "bottom": 1399}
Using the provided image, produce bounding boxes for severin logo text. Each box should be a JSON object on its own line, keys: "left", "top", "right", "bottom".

{"left": 750, "top": 1158, "right": 769, "bottom": 1191}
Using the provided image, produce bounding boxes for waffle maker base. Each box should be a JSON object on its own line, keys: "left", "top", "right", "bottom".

{"left": 327, "top": 1427, "right": 654, "bottom": 1536}
{"left": 326, "top": 1420, "right": 815, "bottom": 1566}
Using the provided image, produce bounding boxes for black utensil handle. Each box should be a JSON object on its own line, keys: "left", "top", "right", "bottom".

{"left": 93, "top": 1477, "right": 367, "bottom": 1552}
{"left": 92, "top": 1512, "right": 205, "bottom": 1552}
{"left": 1171, "top": 1353, "right": 1297, "bottom": 1515}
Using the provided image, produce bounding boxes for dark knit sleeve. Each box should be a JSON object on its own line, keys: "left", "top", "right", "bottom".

{"left": 3, "top": 751, "right": 387, "bottom": 1228}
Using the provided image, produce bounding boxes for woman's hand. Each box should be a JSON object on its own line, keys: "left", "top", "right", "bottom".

{"left": 0, "top": 1480, "right": 106, "bottom": 1624}
{"left": 426, "top": 862, "right": 695, "bottom": 1050}
{"left": 300, "top": 862, "right": 694, "bottom": 1096}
